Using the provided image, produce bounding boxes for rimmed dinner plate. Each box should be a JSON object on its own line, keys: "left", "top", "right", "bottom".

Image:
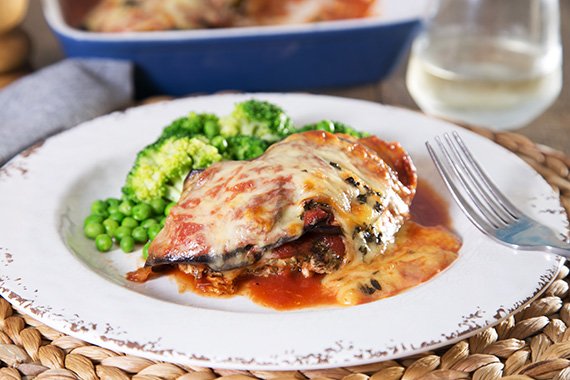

{"left": 0, "top": 93, "right": 567, "bottom": 370}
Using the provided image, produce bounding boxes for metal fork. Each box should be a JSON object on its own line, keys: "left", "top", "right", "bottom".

{"left": 426, "top": 131, "right": 570, "bottom": 257}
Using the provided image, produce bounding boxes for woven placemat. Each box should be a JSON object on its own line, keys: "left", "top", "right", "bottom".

{"left": 0, "top": 120, "right": 569, "bottom": 379}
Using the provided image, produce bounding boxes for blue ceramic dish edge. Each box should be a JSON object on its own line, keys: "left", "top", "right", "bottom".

{"left": 43, "top": 0, "right": 427, "bottom": 96}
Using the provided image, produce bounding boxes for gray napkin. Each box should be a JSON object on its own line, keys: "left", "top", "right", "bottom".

{"left": 0, "top": 58, "right": 133, "bottom": 165}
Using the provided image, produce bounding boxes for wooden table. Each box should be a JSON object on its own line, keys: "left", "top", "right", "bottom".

{"left": 21, "top": 1, "right": 570, "bottom": 154}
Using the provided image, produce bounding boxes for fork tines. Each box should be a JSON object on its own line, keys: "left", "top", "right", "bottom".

{"left": 426, "top": 132, "right": 522, "bottom": 232}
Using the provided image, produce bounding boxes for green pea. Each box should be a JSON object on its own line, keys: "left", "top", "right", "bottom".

{"left": 114, "top": 226, "right": 133, "bottom": 241}
{"left": 165, "top": 202, "right": 176, "bottom": 216}
{"left": 107, "top": 204, "right": 120, "bottom": 215}
{"left": 122, "top": 217, "right": 138, "bottom": 228}
{"left": 317, "top": 121, "right": 335, "bottom": 133}
{"left": 204, "top": 120, "right": 220, "bottom": 138}
{"left": 142, "top": 241, "right": 151, "bottom": 260}
{"left": 149, "top": 198, "right": 166, "bottom": 215}
{"left": 95, "top": 234, "right": 113, "bottom": 252}
{"left": 211, "top": 135, "right": 228, "bottom": 152}
{"left": 84, "top": 214, "right": 104, "bottom": 227}
{"left": 323, "top": 122, "right": 335, "bottom": 133}
{"left": 91, "top": 200, "right": 107, "bottom": 215}
{"left": 132, "top": 203, "right": 152, "bottom": 221}
{"left": 120, "top": 236, "right": 135, "bottom": 253}
{"left": 148, "top": 224, "right": 162, "bottom": 240}
{"left": 84, "top": 222, "right": 105, "bottom": 240}
{"left": 106, "top": 198, "right": 121, "bottom": 208}
{"left": 118, "top": 200, "right": 134, "bottom": 216}
{"left": 109, "top": 211, "right": 126, "bottom": 223}
{"left": 132, "top": 226, "right": 148, "bottom": 243}
{"left": 103, "top": 219, "right": 119, "bottom": 235}
{"left": 141, "top": 219, "right": 158, "bottom": 229}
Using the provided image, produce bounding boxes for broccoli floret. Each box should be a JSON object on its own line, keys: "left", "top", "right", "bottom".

{"left": 161, "top": 112, "right": 220, "bottom": 139}
{"left": 299, "top": 120, "right": 369, "bottom": 138}
{"left": 226, "top": 135, "right": 269, "bottom": 161}
{"left": 122, "top": 136, "right": 222, "bottom": 203}
{"left": 220, "top": 100, "right": 294, "bottom": 142}
{"left": 164, "top": 174, "right": 186, "bottom": 204}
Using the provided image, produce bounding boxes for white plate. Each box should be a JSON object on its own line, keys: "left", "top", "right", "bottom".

{"left": 0, "top": 94, "right": 567, "bottom": 370}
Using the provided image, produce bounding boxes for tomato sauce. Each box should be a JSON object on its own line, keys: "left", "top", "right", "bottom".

{"left": 171, "top": 268, "right": 336, "bottom": 309}
{"left": 410, "top": 179, "right": 451, "bottom": 228}
{"left": 245, "top": 0, "right": 374, "bottom": 23}
{"left": 240, "top": 271, "right": 337, "bottom": 310}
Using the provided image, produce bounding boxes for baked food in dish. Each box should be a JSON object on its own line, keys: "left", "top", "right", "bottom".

{"left": 130, "top": 130, "right": 459, "bottom": 307}
{"left": 84, "top": 0, "right": 238, "bottom": 32}
{"left": 84, "top": 0, "right": 377, "bottom": 32}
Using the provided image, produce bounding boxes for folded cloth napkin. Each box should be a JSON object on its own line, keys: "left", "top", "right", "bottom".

{"left": 0, "top": 58, "right": 133, "bottom": 165}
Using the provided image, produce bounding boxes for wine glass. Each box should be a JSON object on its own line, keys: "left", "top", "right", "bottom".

{"left": 406, "top": 0, "right": 562, "bottom": 130}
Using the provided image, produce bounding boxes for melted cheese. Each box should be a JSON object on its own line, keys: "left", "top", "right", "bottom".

{"left": 148, "top": 131, "right": 414, "bottom": 271}
{"left": 323, "top": 221, "right": 460, "bottom": 305}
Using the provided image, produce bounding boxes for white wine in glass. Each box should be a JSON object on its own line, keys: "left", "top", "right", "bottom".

{"left": 406, "top": 0, "right": 562, "bottom": 130}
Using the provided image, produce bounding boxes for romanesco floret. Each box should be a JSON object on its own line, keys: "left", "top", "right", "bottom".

{"left": 220, "top": 100, "right": 294, "bottom": 142}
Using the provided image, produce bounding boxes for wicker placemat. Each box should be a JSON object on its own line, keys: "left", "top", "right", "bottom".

{"left": 0, "top": 124, "right": 569, "bottom": 379}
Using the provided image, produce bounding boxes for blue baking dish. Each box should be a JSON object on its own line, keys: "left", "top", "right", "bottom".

{"left": 43, "top": 0, "right": 429, "bottom": 97}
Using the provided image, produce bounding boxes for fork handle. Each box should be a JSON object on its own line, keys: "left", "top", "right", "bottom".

{"left": 537, "top": 228, "right": 570, "bottom": 255}
{"left": 532, "top": 235, "right": 570, "bottom": 258}
{"left": 544, "top": 242, "right": 570, "bottom": 258}
{"left": 501, "top": 223, "right": 570, "bottom": 257}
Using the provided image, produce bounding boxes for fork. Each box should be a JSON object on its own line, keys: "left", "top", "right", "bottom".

{"left": 426, "top": 131, "right": 570, "bottom": 257}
